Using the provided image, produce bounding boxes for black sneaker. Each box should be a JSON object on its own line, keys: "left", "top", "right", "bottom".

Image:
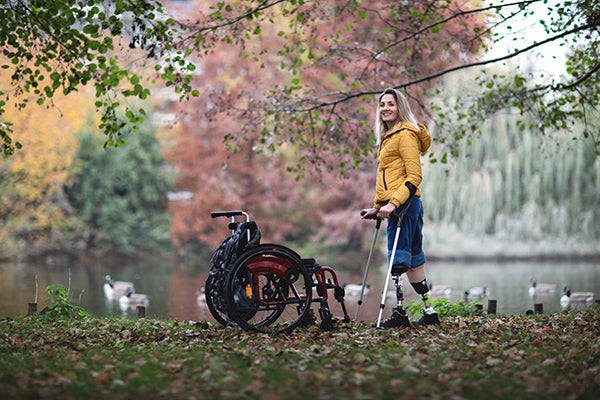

{"left": 414, "top": 307, "right": 440, "bottom": 326}
{"left": 372, "top": 308, "right": 411, "bottom": 329}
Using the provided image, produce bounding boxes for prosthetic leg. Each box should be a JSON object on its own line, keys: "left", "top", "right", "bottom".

{"left": 374, "top": 184, "right": 415, "bottom": 329}
{"left": 411, "top": 279, "right": 440, "bottom": 325}
{"left": 374, "top": 265, "right": 412, "bottom": 328}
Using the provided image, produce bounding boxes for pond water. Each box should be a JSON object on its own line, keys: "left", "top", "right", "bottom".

{"left": 1, "top": 257, "right": 598, "bottom": 322}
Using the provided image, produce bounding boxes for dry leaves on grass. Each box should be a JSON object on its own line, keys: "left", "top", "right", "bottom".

{"left": 0, "top": 306, "right": 599, "bottom": 399}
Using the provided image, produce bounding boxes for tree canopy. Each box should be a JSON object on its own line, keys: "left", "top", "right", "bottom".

{"left": 1, "top": 0, "right": 599, "bottom": 258}
{"left": 0, "top": 0, "right": 182, "bottom": 154}
{"left": 1, "top": 0, "right": 598, "bottom": 165}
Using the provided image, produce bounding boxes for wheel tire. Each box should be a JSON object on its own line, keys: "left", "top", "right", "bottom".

{"left": 225, "top": 245, "right": 312, "bottom": 334}
{"left": 205, "top": 273, "right": 237, "bottom": 327}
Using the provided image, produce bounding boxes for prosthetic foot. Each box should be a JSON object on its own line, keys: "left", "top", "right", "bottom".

{"left": 373, "top": 268, "right": 411, "bottom": 329}
{"left": 410, "top": 279, "right": 440, "bottom": 326}
{"left": 415, "top": 306, "right": 440, "bottom": 326}
{"left": 376, "top": 307, "right": 411, "bottom": 329}
{"left": 410, "top": 280, "right": 440, "bottom": 325}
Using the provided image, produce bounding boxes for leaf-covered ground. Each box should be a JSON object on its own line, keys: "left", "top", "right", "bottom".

{"left": 1, "top": 306, "right": 599, "bottom": 400}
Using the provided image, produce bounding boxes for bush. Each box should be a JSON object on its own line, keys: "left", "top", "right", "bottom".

{"left": 42, "top": 284, "right": 88, "bottom": 319}
{"left": 406, "top": 297, "right": 482, "bottom": 317}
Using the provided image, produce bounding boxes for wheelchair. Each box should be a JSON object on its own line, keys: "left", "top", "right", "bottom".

{"left": 205, "top": 210, "right": 350, "bottom": 334}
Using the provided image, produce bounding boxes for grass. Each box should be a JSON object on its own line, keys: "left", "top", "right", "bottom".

{"left": 1, "top": 304, "right": 599, "bottom": 399}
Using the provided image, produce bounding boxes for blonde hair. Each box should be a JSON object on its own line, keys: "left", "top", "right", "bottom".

{"left": 374, "top": 88, "right": 419, "bottom": 145}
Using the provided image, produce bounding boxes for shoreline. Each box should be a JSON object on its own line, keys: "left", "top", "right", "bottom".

{"left": 424, "top": 225, "right": 600, "bottom": 263}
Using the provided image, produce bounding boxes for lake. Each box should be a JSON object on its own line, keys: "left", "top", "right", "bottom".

{"left": 1, "top": 257, "right": 598, "bottom": 322}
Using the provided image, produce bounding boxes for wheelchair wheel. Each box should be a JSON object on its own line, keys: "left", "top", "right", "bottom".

{"left": 225, "top": 245, "right": 313, "bottom": 333}
{"left": 204, "top": 274, "right": 237, "bottom": 327}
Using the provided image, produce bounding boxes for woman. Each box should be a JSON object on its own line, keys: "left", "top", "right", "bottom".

{"left": 361, "top": 88, "right": 439, "bottom": 328}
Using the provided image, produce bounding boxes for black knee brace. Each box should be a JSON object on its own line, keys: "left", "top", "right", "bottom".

{"left": 411, "top": 279, "right": 429, "bottom": 295}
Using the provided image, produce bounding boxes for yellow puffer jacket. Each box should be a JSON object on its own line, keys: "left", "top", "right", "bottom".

{"left": 374, "top": 122, "right": 431, "bottom": 208}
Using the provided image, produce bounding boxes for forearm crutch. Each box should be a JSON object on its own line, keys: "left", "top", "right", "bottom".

{"left": 375, "top": 184, "right": 416, "bottom": 329}
{"left": 355, "top": 213, "right": 382, "bottom": 321}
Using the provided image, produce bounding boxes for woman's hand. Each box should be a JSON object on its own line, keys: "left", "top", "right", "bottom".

{"left": 378, "top": 203, "right": 396, "bottom": 219}
{"left": 361, "top": 208, "right": 379, "bottom": 219}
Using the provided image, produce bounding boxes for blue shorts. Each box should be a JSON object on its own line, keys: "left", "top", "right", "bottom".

{"left": 386, "top": 197, "right": 426, "bottom": 268}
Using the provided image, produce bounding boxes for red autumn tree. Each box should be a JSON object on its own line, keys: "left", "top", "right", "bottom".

{"left": 163, "top": 0, "right": 487, "bottom": 254}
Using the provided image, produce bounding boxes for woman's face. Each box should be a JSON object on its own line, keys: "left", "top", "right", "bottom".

{"left": 379, "top": 94, "right": 399, "bottom": 126}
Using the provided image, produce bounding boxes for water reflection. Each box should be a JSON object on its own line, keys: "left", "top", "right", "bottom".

{"left": 1, "top": 258, "right": 598, "bottom": 322}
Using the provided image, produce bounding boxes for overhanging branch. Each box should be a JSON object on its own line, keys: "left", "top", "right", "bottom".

{"left": 555, "top": 62, "right": 600, "bottom": 90}
{"left": 373, "top": 0, "right": 545, "bottom": 58}
{"left": 284, "top": 21, "right": 595, "bottom": 113}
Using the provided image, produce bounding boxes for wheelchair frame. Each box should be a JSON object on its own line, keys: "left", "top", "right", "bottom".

{"left": 206, "top": 210, "right": 350, "bottom": 333}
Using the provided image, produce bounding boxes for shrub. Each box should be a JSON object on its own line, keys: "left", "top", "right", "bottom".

{"left": 42, "top": 284, "right": 88, "bottom": 319}
{"left": 407, "top": 297, "right": 482, "bottom": 317}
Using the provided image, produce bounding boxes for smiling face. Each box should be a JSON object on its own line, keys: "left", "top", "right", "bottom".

{"left": 379, "top": 93, "right": 399, "bottom": 129}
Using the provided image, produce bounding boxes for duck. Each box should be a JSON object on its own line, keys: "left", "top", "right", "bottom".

{"left": 560, "top": 287, "right": 570, "bottom": 310}
{"left": 343, "top": 283, "right": 371, "bottom": 297}
{"left": 560, "top": 286, "right": 596, "bottom": 310}
{"left": 119, "top": 287, "right": 150, "bottom": 311}
{"left": 428, "top": 281, "right": 452, "bottom": 298}
{"left": 528, "top": 278, "right": 557, "bottom": 297}
{"left": 104, "top": 275, "right": 135, "bottom": 300}
{"left": 464, "top": 286, "right": 489, "bottom": 302}
{"left": 197, "top": 287, "right": 207, "bottom": 306}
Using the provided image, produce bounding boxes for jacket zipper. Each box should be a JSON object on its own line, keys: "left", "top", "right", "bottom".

{"left": 383, "top": 170, "right": 388, "bottom": 190}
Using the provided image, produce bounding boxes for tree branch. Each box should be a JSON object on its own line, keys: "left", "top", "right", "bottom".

{"left": 179, "top": 0, "right": 287, "bottom": 43}
{"left": 283, "top": 21, "right": 595, "bottom": 113}
{"left": 555, "top": 62, "right": 600, "bottom": 90}
{"left": 373, "top": 0, "right": 545, "bottom": 58}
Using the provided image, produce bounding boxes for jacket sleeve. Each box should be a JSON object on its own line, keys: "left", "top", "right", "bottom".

{"left": 389, "top": 132, "right": 422, "bottom": 207}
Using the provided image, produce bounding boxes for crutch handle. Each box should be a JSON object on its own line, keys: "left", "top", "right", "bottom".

{"left": 211, "top": 210, "right": 245, "bottom": 219}
{"left": 360, "top": 210, "right": 382, "bottom": 228}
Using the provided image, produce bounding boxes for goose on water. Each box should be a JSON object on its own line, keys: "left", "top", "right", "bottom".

{"left": 560, "top": 286, "right": 596, "bottom": 310}
{"left": 464, "top": 286, "right": 489, "bottom": 302}
{"left": 119, "top": 287, "right": 150, "bottom": 311}
{"left": 343, "top": 283, "right": 371, "bottom": 297}
{"left": 528, "top": 278, "right": 557, "bottom": 297}
{"left": 428, "top": 281, "right": 452, "bottom": 298}
{"left": 104, "top": 275, "right": 135, "bottom": 300}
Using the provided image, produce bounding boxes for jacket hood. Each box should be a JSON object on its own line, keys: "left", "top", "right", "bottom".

{"left": 388, "top": 122, "right": 431, "bottom": 153}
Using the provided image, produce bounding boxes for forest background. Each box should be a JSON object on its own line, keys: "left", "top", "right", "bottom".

{"left": 1, "top": 0, "right": 599, "bottom": 265}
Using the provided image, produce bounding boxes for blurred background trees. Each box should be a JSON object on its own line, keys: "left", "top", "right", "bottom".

{"left": 63, "top": 123, "right": 174, "bottom": 257}
{"left": 1, "top": 0, "right": 598, "bottom": 262}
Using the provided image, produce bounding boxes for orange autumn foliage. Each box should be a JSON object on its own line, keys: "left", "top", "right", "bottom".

{"left": 0, "top": 74, "right": 95, "bottom": 255}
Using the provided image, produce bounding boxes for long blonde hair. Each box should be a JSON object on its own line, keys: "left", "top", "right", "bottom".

{"left": 374, "top": 88, "right": 419, "bottom": 145}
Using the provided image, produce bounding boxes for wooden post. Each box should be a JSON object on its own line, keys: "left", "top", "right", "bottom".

{"left": 28, "top": 303, "right": 37, "bottom": 315}
{"left": 534, "top": 303, "right": 544, "bottom": 314}
{"left": 136, "top": 306, "right": 146, "bottom": 318}
{"left": 487, "top": 299, "right": 497, "bottom": 315}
